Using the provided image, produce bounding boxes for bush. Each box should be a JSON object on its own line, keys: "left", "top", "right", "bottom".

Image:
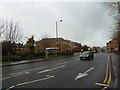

{"left": 2, "top": 55, "right": 21, "bottom": 62}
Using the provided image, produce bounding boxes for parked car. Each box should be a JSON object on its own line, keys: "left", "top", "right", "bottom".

{"left": 80, "top": 51, "right": 94, "bottom": 60}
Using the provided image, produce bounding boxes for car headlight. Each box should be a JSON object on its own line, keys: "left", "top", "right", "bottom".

{"left": 86, "top": 55, "right": 89, "bottom": 57}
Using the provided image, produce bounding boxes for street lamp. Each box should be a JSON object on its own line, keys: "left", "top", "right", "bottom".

{"left": 56, "top": 20, "right": 62, "bottom": 57}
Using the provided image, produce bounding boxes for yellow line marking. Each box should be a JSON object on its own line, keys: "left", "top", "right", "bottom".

{"left": 107, "top": 58, "right": 112, "bottom": 84}
{"left": 103, "top": 56, "right": 109, "bottom": 83}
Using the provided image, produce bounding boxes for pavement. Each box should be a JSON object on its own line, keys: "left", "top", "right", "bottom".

{"left": 110, "top": 53, "right": 119, "bottom": 89}
{"left": 1, "top": 52, "right": 119, "bottom": 89}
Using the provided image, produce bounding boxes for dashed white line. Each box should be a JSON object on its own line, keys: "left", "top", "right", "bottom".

{"left": 10, "top": 66, "right": 46, "bottom": 75}
{"left": 2, "top": 59, "right": 77, "bottom": 81}
{"left": 16, "top": 75, "right": 54, "bottom": 86}
{"left": 5, "top": 75, "right": 54, "bottom": 89}
{"left": 37, "top": 65, "right": 66, "bottom": 74}
{"left": 1, "top": 66, "right": 46, "bottom": 81}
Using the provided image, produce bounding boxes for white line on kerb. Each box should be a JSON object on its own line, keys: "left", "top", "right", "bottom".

{"left": 37, "top": 65, "right": 65, "bottom": 74}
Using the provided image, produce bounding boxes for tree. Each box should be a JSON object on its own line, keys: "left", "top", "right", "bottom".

{"left": 26, "top": 36, "right": 35, "bottom": 54}
{"left": 104, "top": 2, "right": 120, "bottom": 51}
{"left": 0, "top": 19, "right": 22, "bottom": 43}
{"left": 0, "top": 19, "right": 5, "bottom": 37}
{"left": 1, "top": 19, "right": 23, "bottom": 56}
{"left": 2, "top": 41, "right": 14, "bottom": 55}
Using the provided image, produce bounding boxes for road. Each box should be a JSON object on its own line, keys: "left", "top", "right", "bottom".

{"left": 2, "top": 53, "right": 115, "bottom": 89}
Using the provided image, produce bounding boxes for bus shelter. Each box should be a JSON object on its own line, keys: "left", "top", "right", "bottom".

{"left": 45, "top": 47, "right": 59, "bottom": 59}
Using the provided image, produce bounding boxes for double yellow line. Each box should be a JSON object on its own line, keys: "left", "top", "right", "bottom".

{"left": 103, "top": 54, "right": 112, "bottom": 85}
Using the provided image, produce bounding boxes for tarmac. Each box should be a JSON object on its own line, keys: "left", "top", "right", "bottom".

{"left": 0, "top": 53, "right": 119, "bottom": 89}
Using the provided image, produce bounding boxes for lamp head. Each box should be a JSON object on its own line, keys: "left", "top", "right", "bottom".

{"left": 60, "top": 20, "right": 62, "bottom": 22}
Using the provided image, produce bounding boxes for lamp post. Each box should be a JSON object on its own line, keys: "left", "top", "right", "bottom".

{"left": 56, "top": 20, "right": 62, "bottom": 57}
{"left": 93, "top": 41, "right": 96, "bottom": 52}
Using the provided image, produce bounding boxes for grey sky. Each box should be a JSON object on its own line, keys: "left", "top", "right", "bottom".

{"left": 0, "top": 2, "right": 114, "bottom": 47}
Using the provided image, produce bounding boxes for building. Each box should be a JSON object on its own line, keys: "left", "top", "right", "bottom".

{"left": 106, "top": 39, "right": 119, "bottom": 52}
{"left": 35, "top": 38, "right": 82, "bottom": 54}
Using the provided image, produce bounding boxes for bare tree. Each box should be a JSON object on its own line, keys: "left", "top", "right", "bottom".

{"left": 104, "top": 2, "right": 118, "bottom": 39}
{"left": 4, "top": 20, "right": 22, "bottom": 43}
{"left": 104, "top": 2, "right": 120, "bottom": 51}
{"left": 1, "top": 19, "right": 23, "bottom": 55}
{"left": 0, "top": 19, "right": 5, "bottom": 39}
{"left": 0, "top": 19, "right": 22, "bottom": 43}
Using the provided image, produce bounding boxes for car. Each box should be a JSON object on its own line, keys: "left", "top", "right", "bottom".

{"left": 80, "top": 51, "right": 94, "bottom": 60}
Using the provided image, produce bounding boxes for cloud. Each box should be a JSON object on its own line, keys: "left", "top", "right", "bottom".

{"left": 0, "top": 2, "right": 113, "bottom": 47}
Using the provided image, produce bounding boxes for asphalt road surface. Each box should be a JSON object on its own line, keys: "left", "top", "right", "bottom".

{"left": 2, "top": 53, "right": 115, "bottom": 89}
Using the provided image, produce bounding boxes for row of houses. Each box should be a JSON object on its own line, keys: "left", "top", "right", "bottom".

{"left": 13, "top": 38, "right": 83, "bottom": 54}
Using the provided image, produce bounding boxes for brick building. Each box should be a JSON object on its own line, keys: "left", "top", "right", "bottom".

{"left": 35, "top": 38, "right": 82, "bottom": 54}
{"left": 106, "top": 39, "right": 119, "bottom": 52}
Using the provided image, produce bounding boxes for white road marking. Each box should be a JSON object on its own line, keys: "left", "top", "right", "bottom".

{"left": 16, "top": 75, "right": 54, "bottom": 86}
{"left": 75, "top": 73, "right": 88, "bottom": 80}
{"left": 37, "top": 65, "right": 65, "bottom": 74}
{"left": 75, "top": 67, "right": 94, "bottom": 80}
{"left": 101, "top": 86, "right": 108, "bottom": 90}
{"left": 1, "top": 66, "right": 46, "bottom": 81}
{"left": 2, "top": 59, "right": 76, "bottom": 81}
{"left": 6, "top": 85, "right": 15, "bottom": 90}
{"left": 95, "top": 83, "right": 109, "bottom": 87}
{"left": 10, "top": 66, "right": 46, "bottom": 75}
{"left": 0, "top": 76, "right": 12, "bottom": 81}
{"left": 84, "top": 67, "right": 94, "bottom": 74}
{"left": 5, "top": 75, "right": 54, "bottom": 89}
{"left": 1, "top": 72, "right": 26, "bottom": 81}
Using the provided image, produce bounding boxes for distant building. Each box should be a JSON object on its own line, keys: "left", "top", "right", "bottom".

{"left": 35, "top": 38, "right": 82, "bottom": 54}
{"left": 106, "top": 39, "right": 119, "bottom": 52}
{"left": 92, "top": 46, "right": 100, "bottom": 53}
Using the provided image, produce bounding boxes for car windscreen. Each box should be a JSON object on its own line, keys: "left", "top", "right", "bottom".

{"left": 82, "top": 52, "right": 90, "bottom": 55}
